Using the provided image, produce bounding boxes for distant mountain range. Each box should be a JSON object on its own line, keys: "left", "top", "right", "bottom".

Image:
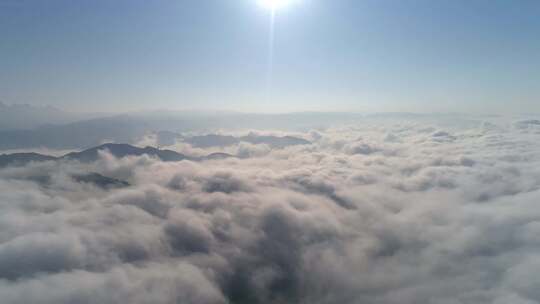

{"left": 0, "top": 108, "right": 342, "bottom": 150}
{"left": 0, "top": 102, "right": 101, "bottom": 130}
{"left": 0, "top": 116, "right": 149, "bottom": 150}
{"left": 1, "top": 104, "right": 496, "bottom": 151}
{"left": 182, "top": 133, "right": 311, "bottom": 149}
{"left": 0, "top": 143, "right": 235, "bottom": 168}
{"left": 0, "top": 152, "right": 57, "bottom": 167}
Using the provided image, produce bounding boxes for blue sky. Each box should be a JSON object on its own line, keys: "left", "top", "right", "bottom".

{"left": 1, "top": 0, "right": 539, "bottom": 113}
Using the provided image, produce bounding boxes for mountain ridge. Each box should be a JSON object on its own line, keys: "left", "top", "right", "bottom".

{"left": 0, "top": 143, "right": 234, "bottom": 168}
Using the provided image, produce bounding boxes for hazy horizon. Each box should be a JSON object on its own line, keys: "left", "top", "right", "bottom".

{"left": 2, "top": 101, "right": 540, "bottom": 117}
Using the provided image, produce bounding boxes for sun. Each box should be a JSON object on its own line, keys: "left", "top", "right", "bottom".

{"left": 258, "top": 0, "right": 292, "bottom": 10}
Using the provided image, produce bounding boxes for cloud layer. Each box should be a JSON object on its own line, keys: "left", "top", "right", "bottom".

{"left": 0, "top": 117, "right": 539, "bottom": 304}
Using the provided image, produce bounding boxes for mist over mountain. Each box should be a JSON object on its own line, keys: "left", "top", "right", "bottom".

{"left": 62, "top": 143, "right": 192, "bottom": 163}
{"left": 0, "top": 115, "right": 148, "bottom": 150}
{"left": 183, "top": 133, "right": 310, "bottom": 149}
{"left": 0, "top": 102, "right": 101, "bottom": 130}
{"left": 0, "top": 143, "right": 237, "bottom": 168}
{"left": 0, "top": 152, "right": 57, "bottom": 168}
{"left": 0, "top": 107, "right": 505, "bottom": 151}
{"left": 0, "top": 110, "right": 326, "bottom": 150}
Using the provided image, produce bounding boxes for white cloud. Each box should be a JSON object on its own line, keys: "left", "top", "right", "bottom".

{"left": 0, "top": 117, "right": 539, "bottom": 303}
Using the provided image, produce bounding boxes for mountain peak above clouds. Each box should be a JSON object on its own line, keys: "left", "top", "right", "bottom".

{"left": 0, "top": 143, "right": 235, "bottom": 168}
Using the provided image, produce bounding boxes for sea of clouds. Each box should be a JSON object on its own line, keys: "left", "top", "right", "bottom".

{"left": 0, "top": 117, "right": 539, "bottom": 304}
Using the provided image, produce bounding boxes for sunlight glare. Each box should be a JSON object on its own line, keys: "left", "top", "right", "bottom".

{"left": 258, "top": 0, "right": 292, "bottom": 10}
